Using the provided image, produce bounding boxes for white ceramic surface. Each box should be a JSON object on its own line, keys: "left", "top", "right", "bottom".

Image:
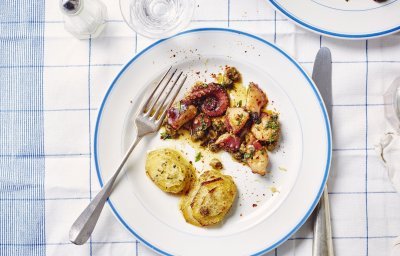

{"left": 268, "top": 0, "right": 400, "bottom": 39}
{"left": 94, "top": 28, "right": 331, "bottom": 256}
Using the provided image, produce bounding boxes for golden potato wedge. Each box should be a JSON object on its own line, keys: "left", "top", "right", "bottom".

{"left": 146, "top": 149, "right": 195, "bottom": 194}
{"left": 180, "top": 170, "right": 237, "bottom": 226}
{"left": 180, "top": 180, "right": 202, "bottom": 227}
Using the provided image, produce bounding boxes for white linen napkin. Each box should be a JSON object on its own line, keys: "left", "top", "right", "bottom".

{"left": 376, "top": 132, "right": 400, "bottom": 192}
{"left": 3, "top": 0, "right": 400, "bottom": 255}
{"left": 376, "top": 133, "right": 400, "bottom": 255}
{"left": 391, "top": 236, "right": 400, "bottom": 256}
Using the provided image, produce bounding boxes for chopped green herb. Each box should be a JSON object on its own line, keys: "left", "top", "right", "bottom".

{"left": 236, "top": 100, "right": 242, "bottom": 107}
{"left": 265, "top": 120, "right": 279, "bottom": 130}
{"left": 236, "top": 113, "right": 244, "bottom": 125}
{"left": 243, "top": 152, "right": 254, "bottom": 159}
{"left": 160, "top": 132, "right": 171, "bottom": 140}
{"left": 267, "top": 136, "right": 276, "bottom": 144}
{"left": 200, "top": 116, "right": 207, "bottom": 130}
{"left": 195, "top": 152, "right": 203, "bottom": 162}
{"left": 270, "top": 114, "right": 279, "bottom": 121}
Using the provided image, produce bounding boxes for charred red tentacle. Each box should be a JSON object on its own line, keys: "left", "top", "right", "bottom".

{"left": 182, "top": 83, "right": 229, "bottom": 117}
{"left": 215, "top": 133, "right": 241, "bottom": 152}
{"left": 201, "top": 89, "right": 229, "bottom": 117}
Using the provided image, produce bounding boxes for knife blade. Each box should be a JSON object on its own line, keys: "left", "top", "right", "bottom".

{"left": 313, "top": 47, "right": 332, "bottom": 121}
{"left": 312, "top": 47, "right": 334, "bottom": 256}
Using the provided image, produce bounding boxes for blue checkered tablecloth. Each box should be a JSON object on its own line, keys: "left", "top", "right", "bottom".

{"left": 1, "top": 0, "right": 400, "bottom": 255}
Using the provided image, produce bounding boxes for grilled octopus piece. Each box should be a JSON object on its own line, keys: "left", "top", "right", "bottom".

{"left": 215, "top": 133, "right": 241, "bottom": 152}
{"left": 182, "top": 83, "right": 229, "bottom": 117}
{"left": 167, "top": 104, "right": 197, "bottom": 130}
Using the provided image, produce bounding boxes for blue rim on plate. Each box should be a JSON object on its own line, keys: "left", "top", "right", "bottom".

{"left": 94, "top": 27, "right": 332, "bottom": 256}
{"left": 310, "top": 0, "right": 399, "bottom": 12}
{"left": 268, "top": 0, "right": 400, "bottom": 39}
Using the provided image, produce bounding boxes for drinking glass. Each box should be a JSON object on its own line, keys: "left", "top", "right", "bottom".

{"left": 119, "top": 0, "right": 195, "bottom": 38}
{"left": 384, "top": 77, "right": 400, "bottom": 132}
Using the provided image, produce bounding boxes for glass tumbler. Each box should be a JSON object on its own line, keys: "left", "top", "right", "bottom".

{"left": 384, "top": 77, "right": 400, "bottom": 133}
{"left": 119, "top": 0, "right": 195, "bottom": 38}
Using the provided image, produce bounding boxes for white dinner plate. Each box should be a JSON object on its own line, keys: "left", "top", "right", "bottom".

{"left": 267, "top": 0, "right": 400, "bottom": 39}
{"left": 95, "top": 28, "right": 331, "bottom": 256}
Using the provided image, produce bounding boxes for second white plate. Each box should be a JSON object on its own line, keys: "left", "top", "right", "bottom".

{"left": 268, "top": 0, "right": 400, "bottom": 39}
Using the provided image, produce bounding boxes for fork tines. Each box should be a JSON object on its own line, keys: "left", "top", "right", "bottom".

{"left": 141, "top": 67, "right": 187, "bottom": 124}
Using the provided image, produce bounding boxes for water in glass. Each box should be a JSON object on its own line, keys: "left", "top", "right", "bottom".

{"left": 120, "top": 0, "right": 194, "bottom": 38}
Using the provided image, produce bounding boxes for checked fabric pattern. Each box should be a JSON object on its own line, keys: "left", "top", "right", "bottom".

{"left": 1, "top": 0, "right": 400, "bottom": 255}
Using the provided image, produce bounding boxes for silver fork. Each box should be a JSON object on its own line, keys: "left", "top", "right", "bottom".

{"left": 69, "top": 67, "right": 187, "bottom": 245}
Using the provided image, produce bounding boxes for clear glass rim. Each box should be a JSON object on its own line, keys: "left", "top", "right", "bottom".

{"left": 394, "top": 86, "right": 400, "bottom": 122}
{"left": 119, "top": 0, "right": 195, "bottom": 39}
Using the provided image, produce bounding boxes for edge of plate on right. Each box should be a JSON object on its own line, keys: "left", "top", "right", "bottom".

{"left": 267, "top": 0, "right": 400, "bottom": 39}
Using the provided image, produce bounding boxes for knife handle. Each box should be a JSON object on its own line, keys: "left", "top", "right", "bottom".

{"left": 313, "top": 185, "right": 334, "bottom": 256}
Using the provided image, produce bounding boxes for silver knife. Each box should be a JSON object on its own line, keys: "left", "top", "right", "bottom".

{"left": 312, "top": 47, "right": 334, "bottom": 256}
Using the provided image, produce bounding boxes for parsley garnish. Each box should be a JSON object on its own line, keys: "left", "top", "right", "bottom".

{"left": 200, "top": 116, "right": 207, "bottom": 130}
{"left": 265, "top": 120, "right": 279, "bottom": 130}
{"left": 236, "top": 113, "right": 244, "bottom": 125}
{"left": 195, "top": 152, "right": 202, "bottom": 162}
{"left": 243, "top": 151, "right": 254, "bottom": 159}
{"left": 160, "top": 132, "right": 171, "bottom": 140}
{"left": 267, "top": 136, "right": 277, "bottom": 144}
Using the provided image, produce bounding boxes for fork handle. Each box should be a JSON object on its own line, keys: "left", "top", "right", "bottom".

{"left": 69, "top": 135, "right": 142, "bottom": 245}
{"left": 313, "top": 185, "right": 334, "bottom": 256}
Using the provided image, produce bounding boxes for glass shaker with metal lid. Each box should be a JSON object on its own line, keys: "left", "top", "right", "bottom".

{"left": 60, "top": 0, "right": 107, "bottom": 39}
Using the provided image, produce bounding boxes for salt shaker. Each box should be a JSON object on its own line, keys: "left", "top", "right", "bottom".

{"left": 60, "top": 0, "right": 107, "bottom": 39}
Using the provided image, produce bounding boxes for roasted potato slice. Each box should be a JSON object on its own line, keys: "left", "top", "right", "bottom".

{"left": 146, "top": 149, "right": 195, "bottom": 194}
{"left": 246, "top": 82, "right": 268, "bottom": 115}
{"left": 180, "top": 170, "right": 237, "bottom": 226}
{"left": 180, "top": 180, "right": 202, "bottom": 226}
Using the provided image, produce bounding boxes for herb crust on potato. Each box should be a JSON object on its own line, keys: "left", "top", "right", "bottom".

{"left": 146, "top": 148, "right": 195, "bottom": 194}
{"left": 180, "top": 170, "right": 237, "bottom": 226}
